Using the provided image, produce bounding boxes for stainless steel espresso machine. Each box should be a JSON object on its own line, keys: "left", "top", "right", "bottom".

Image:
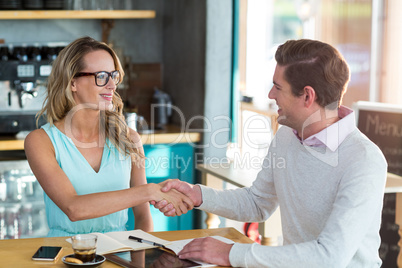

{"left": 0, "top": 44, "right": 64, "bottom": 134}
{"left": 0, "top": 44, "right": 66, "bottom": 239}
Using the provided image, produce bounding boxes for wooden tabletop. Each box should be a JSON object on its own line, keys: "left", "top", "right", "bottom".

{"left": 0, "top": 227, "right": 253, "bottom": 267}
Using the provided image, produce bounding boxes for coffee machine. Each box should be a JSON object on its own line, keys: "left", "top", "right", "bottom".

{"left": 0, "top": 44, "right": 63, "bottom": 134}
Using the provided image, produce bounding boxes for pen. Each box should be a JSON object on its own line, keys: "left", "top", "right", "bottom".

{"left": 128, "top": 236, "right": 166, "bottom": 248}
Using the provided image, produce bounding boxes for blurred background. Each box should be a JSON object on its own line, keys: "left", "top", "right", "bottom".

{"left": 0, "top": 0, "right": 401, "bottom": 266}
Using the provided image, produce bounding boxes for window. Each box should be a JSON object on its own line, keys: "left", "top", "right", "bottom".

{"left": 235, "top": 0, "right": 304, "bottom": 160}
{"left": 235, "top": 0, "right": 402, "bottom": 159}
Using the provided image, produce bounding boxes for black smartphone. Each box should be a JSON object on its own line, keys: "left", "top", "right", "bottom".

{"left": 32, "top": 246, "right": 63, "bottom": 261}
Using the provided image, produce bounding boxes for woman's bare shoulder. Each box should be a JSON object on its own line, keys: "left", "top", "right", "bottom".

{"left": 24, "top": 128, "right": 52, "bottom": 151}
{"left": 128, "top": 127, "right": 143, "bottom": 148}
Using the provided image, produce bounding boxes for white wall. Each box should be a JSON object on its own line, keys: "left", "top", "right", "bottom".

{"left": 203, "top": 0, "right": 233, "bottom": 161}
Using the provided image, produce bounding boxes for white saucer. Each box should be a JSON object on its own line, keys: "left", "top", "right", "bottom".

{"left": 62, "top": 254, "right": 106, "bottom": 267}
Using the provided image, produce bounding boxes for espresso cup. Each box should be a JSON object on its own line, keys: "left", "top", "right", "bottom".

{"left": 71, "top": 234, "right": 97, "bottom": 263}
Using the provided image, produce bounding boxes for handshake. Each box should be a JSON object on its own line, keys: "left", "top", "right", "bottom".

{"left": 150, "top": 179, "right": 202, "bottom": 217}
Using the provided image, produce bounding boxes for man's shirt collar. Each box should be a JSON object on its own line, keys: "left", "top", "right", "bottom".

{"left": 293, "top": 106, "right": 356, "bottom": 151}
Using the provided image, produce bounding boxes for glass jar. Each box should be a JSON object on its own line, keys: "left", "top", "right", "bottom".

{"left": 0, "top": 175, "right": 6, "bottom": 202}
{"left": 20, "top": 203, "right": 33, "bottom": 237}
{"left": 4, "top": 170, "right": 24, "bottom": 202}
{"left": 6, "top": 204, "right": 21, "bottom": 239}
{"left": 0, "top": 206, "right": 6, "bottom": 239}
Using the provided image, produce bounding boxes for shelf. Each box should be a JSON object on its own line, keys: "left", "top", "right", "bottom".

{"left": 240, "top": 101, "right": 277, "bottom": 117}
{"left": 0, "top": 138, "right": 24, "bottom": 151}
{"left": 239, "top": 101, "right": 279, "bottom": 139}
{"left": 0, "top": 10, "right": 156, "bottom": 20}
{"left": 0, "top": 125, "right": 201, "bottom": 151}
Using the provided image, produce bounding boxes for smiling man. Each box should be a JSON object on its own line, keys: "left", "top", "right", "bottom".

{"left": 154, "top": 39, "right": 388, "bottom": 268}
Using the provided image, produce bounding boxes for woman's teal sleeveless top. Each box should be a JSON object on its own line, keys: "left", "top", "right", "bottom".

{"left": 41, "top": 123, "right": 131, "bottom": 237}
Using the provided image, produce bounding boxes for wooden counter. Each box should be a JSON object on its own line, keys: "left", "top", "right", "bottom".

{"left": 0, "top": 227, "right": 252, "bottom": 267}
{"left": 140, "top": 125, "right": 201, "bottom": 146}
{"left": 0, "top": 10, "right": 156, "bottom": 20}
{"left": 0, "top": 125, "right": 201, "bottom": 151}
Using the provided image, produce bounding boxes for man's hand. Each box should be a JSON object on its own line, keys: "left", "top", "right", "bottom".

{"left": 178, "top": 237, "right": 233, "bottom": 266}
{"left": 150, "top": 179, "right": 202, "bottom": 216}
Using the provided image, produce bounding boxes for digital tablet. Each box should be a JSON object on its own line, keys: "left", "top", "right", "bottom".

{"left": 104, "top": 248, "right": 202, "bottom": 268}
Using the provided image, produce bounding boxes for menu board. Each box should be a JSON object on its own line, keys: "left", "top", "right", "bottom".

{"left": 354, "top": 101, "right": 402, "bottom": 177}
{"left": 379, "top": 193, "right": 399, "bottom": 267}
{"left": 354, "top": 101, "right": 402, "bottom": 267}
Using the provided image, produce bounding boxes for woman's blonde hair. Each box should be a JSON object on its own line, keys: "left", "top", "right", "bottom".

{"left": 38, "top": 36, "right": 142, "bottom": 160}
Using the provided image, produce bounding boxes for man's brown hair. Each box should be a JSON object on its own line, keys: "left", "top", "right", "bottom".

{"left": 275, "top": 39, "right": 350, "bottom": 109}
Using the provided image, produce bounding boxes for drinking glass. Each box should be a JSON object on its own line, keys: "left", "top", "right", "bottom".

{"left": 71, "top": 234, "right": 98, "bottom": 263}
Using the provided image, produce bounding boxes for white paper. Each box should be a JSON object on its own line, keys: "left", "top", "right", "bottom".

{"left": 66, "top": 230, "right": 234, "bottom": 267}
{"left": 66, "top": 229, "right": 169, "bottom": 255}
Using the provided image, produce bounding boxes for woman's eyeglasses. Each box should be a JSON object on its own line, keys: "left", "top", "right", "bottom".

{"left": 74, "top": 70, "right": 121, "bottom": 87}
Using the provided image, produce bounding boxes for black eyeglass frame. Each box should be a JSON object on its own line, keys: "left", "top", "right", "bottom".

{"left": 74, "top": 70, "right": 121, "bottom": 87}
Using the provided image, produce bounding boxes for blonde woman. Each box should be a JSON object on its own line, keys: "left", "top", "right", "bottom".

{"left": 24, "top": 36, "right": 192, "bottom": 237}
